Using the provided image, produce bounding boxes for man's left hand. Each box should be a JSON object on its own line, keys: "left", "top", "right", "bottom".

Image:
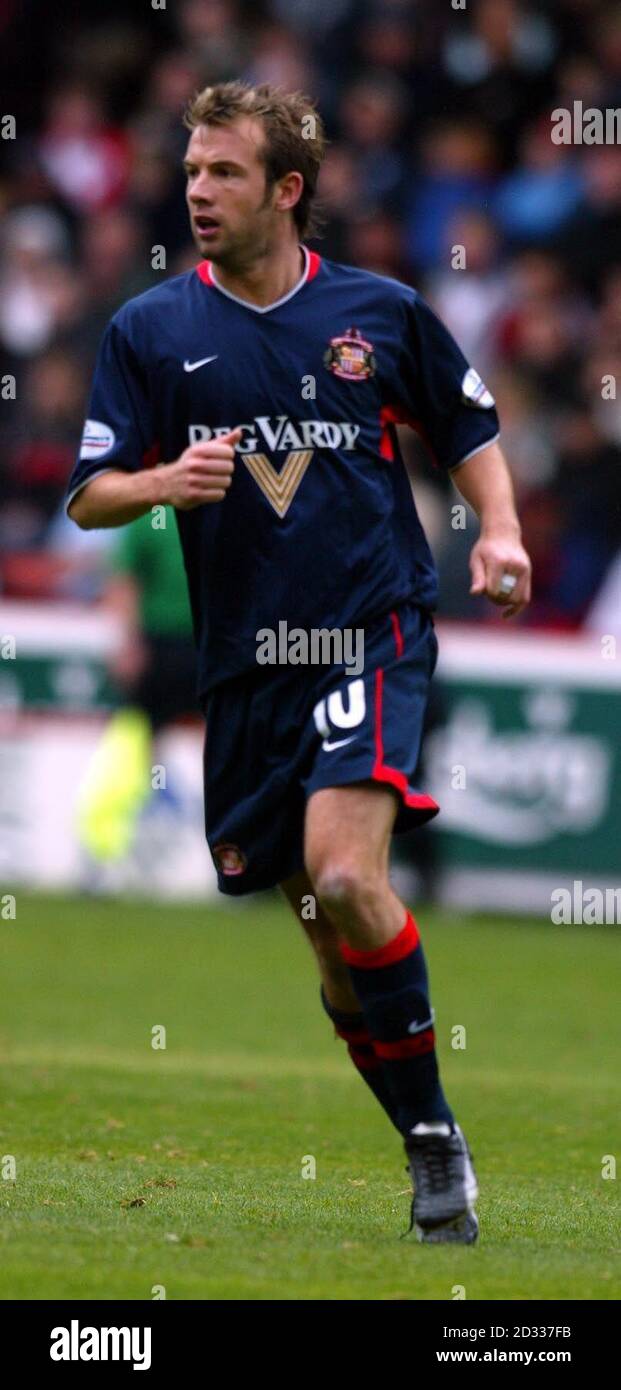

{"left": 469, "top": 531, "right": 532, "bottom": 619}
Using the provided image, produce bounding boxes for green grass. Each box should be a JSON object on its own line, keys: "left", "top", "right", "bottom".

{"left": 0, "top": 893, "right": 619, "bottom": 1300}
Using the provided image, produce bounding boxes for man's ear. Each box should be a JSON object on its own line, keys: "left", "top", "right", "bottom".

{"left": 274, "top": 170, "right": 304, "bottom": 216}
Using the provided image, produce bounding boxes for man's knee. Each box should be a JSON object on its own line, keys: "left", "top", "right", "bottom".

{"left": 308, "top": 854, "right": 385, "bottom": 922}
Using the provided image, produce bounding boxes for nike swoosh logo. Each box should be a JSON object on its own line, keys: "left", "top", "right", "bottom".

{"left": 183, "top": 355, "right": 218, "bottom": 372}
{"left": 321, "top": 736, "right": 356, "bottom": 752}
{"left": 407, "top": 1013, "right": 435, "bottom": 1034}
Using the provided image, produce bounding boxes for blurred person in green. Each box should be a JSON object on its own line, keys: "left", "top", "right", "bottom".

{"left": 77, "top": 507, "right": 198, "bottom": 863}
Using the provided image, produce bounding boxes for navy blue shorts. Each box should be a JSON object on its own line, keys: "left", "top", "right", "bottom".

{"left": 202, "top": 599, "right": 440, "bottom": 895}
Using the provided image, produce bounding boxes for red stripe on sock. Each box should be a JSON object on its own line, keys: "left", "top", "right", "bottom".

{"left": 334, "top": 1022, "right": 372, "bottom": 1044}
{"left": 340, "top": 911, "right": 420, "bottom": 969}
{"left": 374, "top": 1028, "right": 436, "bottom": 1060}
{"left": 348, "top": 1045, "right": 382, "bottom": 1071}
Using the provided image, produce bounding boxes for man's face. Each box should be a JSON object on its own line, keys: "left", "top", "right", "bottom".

{"left": 184, "top": 117, "right": 279, "bottom": 267}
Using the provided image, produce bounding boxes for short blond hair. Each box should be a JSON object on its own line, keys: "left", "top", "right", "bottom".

{"left": 184, "top": 79, "right": 326, "bottom": 237}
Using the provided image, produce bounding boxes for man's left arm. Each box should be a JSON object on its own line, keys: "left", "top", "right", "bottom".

{"left": 450, "top": 440, "right": 532, "bottom": 619}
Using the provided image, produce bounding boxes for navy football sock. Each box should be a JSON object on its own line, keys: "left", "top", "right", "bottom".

{"left": 320, "top": 986, "right": 400, "bottom": 1132}
{"left": 340, "top": 911, "right": 454, "bottom": 1138}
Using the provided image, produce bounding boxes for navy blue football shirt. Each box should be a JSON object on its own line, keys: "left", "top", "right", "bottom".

{"left": 67, "top": 248, "right": 499, "bottom": 697}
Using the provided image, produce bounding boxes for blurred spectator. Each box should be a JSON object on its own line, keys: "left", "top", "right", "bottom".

{"left": 555, "top": 53, "right": 610, "bottom": 115}
{"left": 594, "top": 5, "right": 621, "bottom": 107}
{"left": 338, "top": 74, "right": 409, "bottom": 213}
{"left": 582, "top": 268, "right": 621, "bottom": 447}
{"left": 244, "top": 22, "right": 314, "bottom": 91}
{"left": 80, "top": 207, "right": 151, "bottom": 310}
{"left": 501, "top": 298, "right": 584, "bottom": 411}
{"left": 125, "top": 122, "right": 191, "bottom": 261}
{"left": 315, "top": 146, "right": 363, "bottom": 260}
{"left": 355, "top": 2, "right": 419, "bottom": 81}
{"left": 140, "top": 51, "right": 204, "bottom": 139}
{"left": 0, "top": 206, "right": 74, "bottom": 357}
{"left": 559, "top": 148, "right": 621, "bottom": 295}
{"left": 493, "top": 118, "right": 584, "bottom": 245}
{"left": 0, "top": 349, "right": 87, "bottom": 558}
{"left": 268, "top": 0, "right": 356, "bottom": 40}
{"left": 425, "top": 209, "right": 510, "bottom": 371}
{"left": 551, "top": 410, "right": 621, "bottom": 614}
{"left": 496, "top": 250, "right": 592, "bottom": 411}
{"left": 443, "top": 0, "right": 556, "bottom": 87}
{"left": 175, "top": 0, "right": 252, "bottom": 79}
{"left": 346, "top": 213, "right": 409, "bottom": 282}
{"left": 404, "top": 121, "right": 497, "bottom": 274}
{"left": 38, "top": 84, "right": 131, "bottom": 213}
{"left": 483, "top": 369, "right": 556, "bottom": 496}
{"left": 442, "top": 0, "right": 557, "bottom": 156}
{"left": 66, "top": 207, "right": 154, "bottom": 357}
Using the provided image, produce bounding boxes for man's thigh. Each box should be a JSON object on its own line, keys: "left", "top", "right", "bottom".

{"left": 304, "top": 782, "right": 399, "bottom": 878}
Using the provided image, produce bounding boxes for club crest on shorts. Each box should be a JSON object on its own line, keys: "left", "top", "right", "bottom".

{"left": 213, "top": 843, "right": 247, "bottom": 876}
{"left": 324, "top": 327, "right": 376, "bottom": 381}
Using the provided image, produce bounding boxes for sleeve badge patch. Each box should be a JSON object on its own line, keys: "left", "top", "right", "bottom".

{"left": 79, "top": 419, "right": 116, "bottom": 459}
{"left": 461, "top": 368, "right": 495, "bottom": 409}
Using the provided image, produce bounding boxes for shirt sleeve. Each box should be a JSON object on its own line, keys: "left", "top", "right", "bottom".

{"left": 391, "top": 291, "right": 500, "bottom": 471}
{"left": 66, "top": 316, "right": 156, "bottom": 511}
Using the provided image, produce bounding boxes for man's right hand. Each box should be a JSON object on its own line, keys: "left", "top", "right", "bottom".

{"left": 160, "top": 428, "right": 242, "bottom": 509}
{"left": 68, "top": 427, "right": 243, "bottom": 529}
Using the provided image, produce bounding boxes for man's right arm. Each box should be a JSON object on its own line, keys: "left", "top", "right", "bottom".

{"left": 68, "top": 429, "right": 243, "bottom": 529}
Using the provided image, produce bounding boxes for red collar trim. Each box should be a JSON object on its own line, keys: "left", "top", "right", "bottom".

{"left": 196, "top": 259, "right": 214, "bottom": 285}
{"left": 306, "top": 249, "right": 322, "bottom": 281}
{"left": 196, "top": 247, "right": 322, "bottom": 290}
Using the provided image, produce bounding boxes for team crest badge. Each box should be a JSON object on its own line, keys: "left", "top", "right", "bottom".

{"left": 213, "top": 843, "right": 247, "bottom": 876}
{"left": 324, "top": 327, "right": 376, "bottom": 381}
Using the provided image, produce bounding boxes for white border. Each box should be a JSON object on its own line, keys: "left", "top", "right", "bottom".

{"left": 449, "top": 432, "right": 500, "bottom": 471}
{"left": 65, "top": 466, "right": 116, "bottom": 513}
{"left": 208, "top": 245, "right": 312, "bottom": 314}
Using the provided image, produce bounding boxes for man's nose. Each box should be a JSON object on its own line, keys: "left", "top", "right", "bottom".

{"left": 189, "top": 175, "right": 215, "bottom": 204}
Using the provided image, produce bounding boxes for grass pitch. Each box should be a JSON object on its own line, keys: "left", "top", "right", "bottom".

{"left": 1, "top": 892, "right": 619, "bottom": 1301}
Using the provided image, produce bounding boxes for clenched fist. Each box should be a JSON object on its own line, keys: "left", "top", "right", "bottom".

{"left": 160, "top": 428, "right": 242, "bottom": 509}
{"left": 469, "top": 528, "right": 532, "bottom": 619}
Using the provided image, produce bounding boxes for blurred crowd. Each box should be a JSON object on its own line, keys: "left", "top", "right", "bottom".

{"left": 1, "top": 0, "right": 620, "bottom": 629}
